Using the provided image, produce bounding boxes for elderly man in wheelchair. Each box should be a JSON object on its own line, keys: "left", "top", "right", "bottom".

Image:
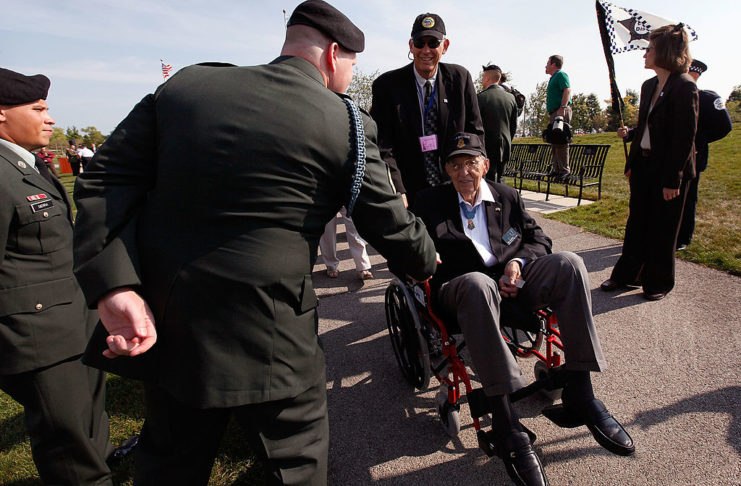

{"left": 408, "top": 133, "right": 634, "bottom": 486}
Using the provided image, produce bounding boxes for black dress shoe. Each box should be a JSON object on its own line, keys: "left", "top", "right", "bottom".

{"left": 643, "top": 291, "right": 666, "bottom": 301}
{"left": 600, "top": 279, "right": 621, "bottom": 291}
{"left": 543, "top": 399, "right": 635, "bottom": 456}
{"left": 496, "top": 431, "right": 549, "bottom": 486}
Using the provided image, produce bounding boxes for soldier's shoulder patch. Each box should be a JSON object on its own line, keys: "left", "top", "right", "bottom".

{"left": 713, "top": 97, "right": 726, "bottom": 110}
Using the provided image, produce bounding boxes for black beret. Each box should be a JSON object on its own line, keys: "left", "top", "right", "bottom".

{"left": 411, "top": 13, "right": 446, "bottom": 41}
{"left": 689, "top": 59, "right": 707, "bottom": 74}
{"left": 482, "top": 64, "right": 502, "bottom": 73}
{"left": 446, "top": 132, "right": 486, "bottom": 161}
{"left": 0, "top": 68, "right": 50, "bottom": 106}
{"left": 288, "top": 0, "right": 365, "bottom": 53}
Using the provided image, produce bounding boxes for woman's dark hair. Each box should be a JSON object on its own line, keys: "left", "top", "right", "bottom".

{"left": 649, "top": 24, "right": 692, "bottom": 74}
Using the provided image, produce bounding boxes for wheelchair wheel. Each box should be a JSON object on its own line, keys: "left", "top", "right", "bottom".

{"left": 534, "top": 360, "right": 562, "bottom": 402}
{"left": 502, "top": 325, "right": 542, "bottom": 358}
{"left": 385, "top": 281, "right": 431, "bottom": 391}
{"left": 438, "top": 400, "right": 461, "bottom": 437}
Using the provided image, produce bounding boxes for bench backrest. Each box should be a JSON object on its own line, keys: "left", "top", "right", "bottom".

{"left": 511, "top": 143, "right": 609, "bottom": 178}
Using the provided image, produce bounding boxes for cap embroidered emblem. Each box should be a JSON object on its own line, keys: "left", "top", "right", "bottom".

{"left": 422, "top": 17, "right": 435, "bottom": 28}
{"left": 457, "top": 138, "right": 466, "bottom": 148}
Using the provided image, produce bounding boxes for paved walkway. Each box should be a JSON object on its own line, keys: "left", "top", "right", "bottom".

{"left": 313, "top": 194, "right": 740, "bottom": 485}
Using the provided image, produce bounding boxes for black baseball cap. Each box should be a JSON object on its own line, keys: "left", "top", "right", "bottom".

{"left": 287, "top": 0, "right": 365, "bottom": 53}
{"left": 447, "top": 133, "right": 486, "bottom": 160}
{"left": 0, "top": 68, "right": 50, "bottom": 106}
{"left": 411, "top": 13, "right": 446, "bottom": 41}
{"left": 689, "top": 59, "right": 707, "bottom": 74}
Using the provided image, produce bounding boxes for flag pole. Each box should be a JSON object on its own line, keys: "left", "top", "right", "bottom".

{"left": 595, "top": 1, "right": 629, "bottom": 162}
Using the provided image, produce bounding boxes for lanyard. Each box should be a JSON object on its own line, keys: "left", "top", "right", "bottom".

{"left": 416, "top": 80, "right": 438, "bottom": 121}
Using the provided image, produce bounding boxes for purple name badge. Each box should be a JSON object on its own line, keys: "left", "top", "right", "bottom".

{"left": 419, "top": 134, "right": 438, "bottom": 152}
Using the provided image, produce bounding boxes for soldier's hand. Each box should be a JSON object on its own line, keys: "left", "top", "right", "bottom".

{"left": 98, "top": 288, "right": 157, "bottom": 358}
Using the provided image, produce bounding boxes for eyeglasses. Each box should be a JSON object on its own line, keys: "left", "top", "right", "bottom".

{"left": 447, "top": 159, "right": 481, "bottom": 172}
{"left": 412, "top": 38, "right": 442, "bottom": 49}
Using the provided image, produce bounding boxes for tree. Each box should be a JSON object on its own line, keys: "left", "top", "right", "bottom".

{"left": 605, "top": 89, "right": 639, "bottom": 130}
{"left": 727, "top": 84, "right": 741, "bottom": 103}
{"left": 81, "top": 126, "right": 106, "bottom": 147}
{"left": 346, "top": 68, "right": 378, "bottom": 112}
{"left": 523, "top": 81, "right": 548, "bottom": 137}
{"left": 65, "top": 126, "right": 82, "bottom": 144}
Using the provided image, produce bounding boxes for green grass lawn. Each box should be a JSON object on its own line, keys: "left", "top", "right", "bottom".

{"left": 514, "top": 125, "right": 741, "bottom": 275}
{"left": 2, "top": 129, "right": 738, "bottom": 483}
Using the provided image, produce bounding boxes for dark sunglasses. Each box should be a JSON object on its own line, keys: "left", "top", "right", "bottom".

{"left": 413, "top": 38, "right": 442, "bottom": 49}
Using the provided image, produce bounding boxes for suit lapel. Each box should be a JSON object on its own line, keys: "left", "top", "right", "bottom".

{"left": 402, "top": 64, "right": 424, "bottom": 138}
{"left": 484, "top": 182, "right": 504, "bottom": 260}
{"left": 437, "top": 65, "right": 450, "bottom": 149}
{"left": 443, "top": 184, "right": 465, "bottom": 237}
{"left": 0, "top": 144, "right": 71, "bottom": 221}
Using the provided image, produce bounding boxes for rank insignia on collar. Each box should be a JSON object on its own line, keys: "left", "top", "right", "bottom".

{"left": 27, "top": 194, "right": 48, "bottom": 201}
{"left": 17, "top": 161, "right": 27, "bottom": 169}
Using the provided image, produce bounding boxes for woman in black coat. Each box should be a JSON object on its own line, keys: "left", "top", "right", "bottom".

{"left": 601, "top": 24, "right": 699, "bottom": 301}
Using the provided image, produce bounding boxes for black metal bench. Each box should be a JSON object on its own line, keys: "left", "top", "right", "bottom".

{"left": 509, "top": 143, "right": 610, "bottom": 205}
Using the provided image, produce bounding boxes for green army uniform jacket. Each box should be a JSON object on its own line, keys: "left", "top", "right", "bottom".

{"left": 0, "top": 143, "right": 95, "bottom": 374}
{"left": 73, "top": 56, "right": 437, "bottom": 408}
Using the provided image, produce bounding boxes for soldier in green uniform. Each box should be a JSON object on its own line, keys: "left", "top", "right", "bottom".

{"left": 72, "top": 1, "right": 437, "bottom": 484}
{"left": 0, "top": 68, "right": 113, "bottom": 485}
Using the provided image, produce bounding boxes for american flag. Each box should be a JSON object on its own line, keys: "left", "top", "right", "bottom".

{"left": 161, "top": 60, "right": 173, "bottom": 80}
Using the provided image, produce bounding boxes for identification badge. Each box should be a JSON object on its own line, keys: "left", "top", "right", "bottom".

{"left": 419, "top": 134, "right": 438, "bottom": 152}
{"left": 30, "top": 200, "right": 53, "bottom": 213}
{"left": 502, "top": 228, "right": 520, "bottom": 246}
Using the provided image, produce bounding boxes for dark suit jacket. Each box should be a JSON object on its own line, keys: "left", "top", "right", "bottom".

{"left": 370, "top": 62, "right": 484, "bottom": 204}
{"left": 0, "top": 143, "right": 96, "bottom": 374}
{"left": 477, "top": 84, "right": 518, "bottom": 166}
{"left": 625, "top": 73, "right": 699, "bottom": 188}
{"left": 412, "top": 181, "right": 551, "bottom": 293}
{"left": 73, "top": 56, "right": 437, "bottom": 408}
{"left": 695, "top": 89, "right": 732, "bottom": 172}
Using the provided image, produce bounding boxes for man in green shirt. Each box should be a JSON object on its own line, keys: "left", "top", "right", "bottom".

{"left": 545, "top": 55, "right": 572, "bottom": 179}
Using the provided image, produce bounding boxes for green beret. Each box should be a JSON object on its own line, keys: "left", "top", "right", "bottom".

{"left": 0, "top": 68, "right": 50, "bottom": 106}
{"left": 288, "top": 0, "right": 365, "bottom": 53}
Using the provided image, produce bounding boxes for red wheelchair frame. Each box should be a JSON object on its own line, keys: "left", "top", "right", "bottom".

{"left": 385, "top": 277, "right": 566, "bottom": 449}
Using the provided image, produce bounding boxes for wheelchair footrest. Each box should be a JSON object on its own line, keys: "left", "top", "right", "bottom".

{"left": 541, "top": 404, "right": 585, "bottom": 428}
{"left": 477, "top": 430, "right": 497, "bottom": 458}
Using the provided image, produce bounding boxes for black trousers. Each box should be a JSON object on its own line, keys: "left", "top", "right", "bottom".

{"left": 677, "top": 172, "right": 701, "bottom": 246}
{"left": 610, "top": 157, "right": 689, "bottom": 294}
{"left": 134, "top": 372, "right": 329, "bottom": 486}
{"left": 0, "top": 357, "right": 113, "bottom": 485}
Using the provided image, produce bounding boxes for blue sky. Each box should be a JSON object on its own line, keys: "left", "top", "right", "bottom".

{"left": 3, "top": 0, "right": 738, "bottom": 134}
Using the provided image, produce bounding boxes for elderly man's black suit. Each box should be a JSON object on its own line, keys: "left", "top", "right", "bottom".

{"left": 413, "top": 180, "right": 606, "bottom": 397}
{"left": 73, "top": 56, "right": 437, "bottom": 484}
{"left": 370, "top": 62, "right": 484, "bottom": 205}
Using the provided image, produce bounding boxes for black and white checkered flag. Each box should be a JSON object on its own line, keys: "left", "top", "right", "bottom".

{"left": 597, "top": 0, "right": 698, "bottom": 55}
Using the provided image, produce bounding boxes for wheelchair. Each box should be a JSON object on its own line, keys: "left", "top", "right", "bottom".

{"left": 384, "top": 276, "right": 567, "bottom": 456}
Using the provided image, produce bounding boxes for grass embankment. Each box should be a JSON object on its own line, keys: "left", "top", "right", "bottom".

{"left": 514, "top": 126, "right": 740, "bottom": 275}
